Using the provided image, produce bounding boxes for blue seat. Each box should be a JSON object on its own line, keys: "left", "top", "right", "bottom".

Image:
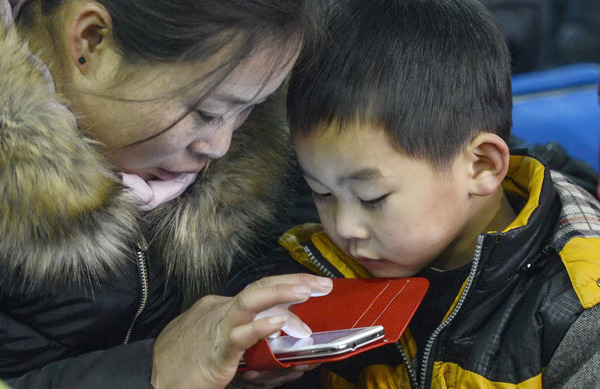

{"left": 511, "top": 63, "right": 600, "bottom": 172}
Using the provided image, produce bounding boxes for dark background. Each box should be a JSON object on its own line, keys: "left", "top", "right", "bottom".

{"left": 481, "top": 0, "right": 600, "bottom": 74}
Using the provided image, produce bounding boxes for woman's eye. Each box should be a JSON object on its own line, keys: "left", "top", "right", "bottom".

{"left": 311, "top": 190, "right": 332, "bottom": 202}
{"left": 195, "top": 110, "right": 224, "bottom": 125}
{"left": 360, "top": 195, "right": 387, "bottom": 209}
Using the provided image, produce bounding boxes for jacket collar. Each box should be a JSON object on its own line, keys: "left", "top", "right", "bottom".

{"left": 473, "top": 153, "right": 600, "bottom": 308}
{"left": 472, "top": 154, "right": 560, "bottom": 290}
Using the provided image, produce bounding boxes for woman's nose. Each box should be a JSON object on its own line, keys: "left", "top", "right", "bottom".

{"left": 189, "top": 120, "right": 235, "bottom": 159}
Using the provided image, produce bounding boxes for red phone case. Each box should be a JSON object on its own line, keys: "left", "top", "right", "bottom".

{"left": 241, "top": 277, "right": 429, "bottom": 370}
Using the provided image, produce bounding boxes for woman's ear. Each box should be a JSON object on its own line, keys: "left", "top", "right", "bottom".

{"left": 466, "top": 133, "right": 510, "bottom": 196}
{"left": 67, "top": 3, "right": 113, "bottom": 75}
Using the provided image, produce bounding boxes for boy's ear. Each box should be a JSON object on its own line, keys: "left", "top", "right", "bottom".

{"left": 67, "top": 3, "right": 113, "bottom": 75}
{"left": 466, "top": 133, "right": 510, "bottom": 196}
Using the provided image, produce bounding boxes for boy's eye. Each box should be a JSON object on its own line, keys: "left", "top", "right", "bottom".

{"left": 311, "top": 190, "right": 332, "bottom": 202}
{"left": 360, "top": 195, "right": 387, "bottom": 209}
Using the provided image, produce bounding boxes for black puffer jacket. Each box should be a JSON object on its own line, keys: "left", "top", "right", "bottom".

{"left": 1, "top": 246, "right": 180, "bottom": 386}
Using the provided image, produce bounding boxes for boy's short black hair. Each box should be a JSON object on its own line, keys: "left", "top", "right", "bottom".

{"left": 288, "top": 0, "right": 512, "bottom": 170}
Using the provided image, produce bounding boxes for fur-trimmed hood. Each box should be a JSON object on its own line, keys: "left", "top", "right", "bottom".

{"left": 0, "top": 25, "right": 294, "bottom": 294}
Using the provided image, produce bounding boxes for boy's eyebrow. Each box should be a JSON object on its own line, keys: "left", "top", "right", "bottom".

{"left": 338, "top": 168, "right": 383, "bottom": 185}
{"left": 300, "top": 167, "right": 383, "bottom": 185}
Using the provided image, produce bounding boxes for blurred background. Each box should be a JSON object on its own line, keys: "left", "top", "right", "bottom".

{"left": 481, "top": 0, "right": 600, "bottom": 174}
{"left": 481, "top": 0, "right": 600, "bottom": 74}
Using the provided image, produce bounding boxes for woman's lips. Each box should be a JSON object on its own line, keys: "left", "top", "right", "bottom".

{"left": 154, "top": 168, "right": 185, "bottom": 181}
{"left": 154, "top": 165, "right": 204, "bottom": 181}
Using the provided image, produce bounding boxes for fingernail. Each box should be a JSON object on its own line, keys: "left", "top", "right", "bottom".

{"left": 293, "top": 285, "right": 311, "bottom": 296}
{"left": 318, "top": 277, "right": 333, "bottom": 288}
{"left": 303, "top": 323, "right": 312, "bottom": 335}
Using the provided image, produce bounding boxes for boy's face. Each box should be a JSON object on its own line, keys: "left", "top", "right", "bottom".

{"left": 293, "top": 123, "right": 474, "bottom": 277}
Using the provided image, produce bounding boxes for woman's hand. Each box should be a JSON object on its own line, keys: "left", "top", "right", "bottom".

{"left": 151, "top": 274, "right": 333, "bottom": 389}
{"left": 231, "top": 363, "right": 321, "bottom": 389}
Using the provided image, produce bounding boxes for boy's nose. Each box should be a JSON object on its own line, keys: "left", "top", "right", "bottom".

{"left": 334, "top": 206, "right": 369, "bottom": 241}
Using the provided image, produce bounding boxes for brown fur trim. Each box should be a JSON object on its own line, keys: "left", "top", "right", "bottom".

{"left": 0, "top": 26, "right": 139, "bottom": 289}
{"left": 145, "top": 90, "right": 295, "bottom": 295}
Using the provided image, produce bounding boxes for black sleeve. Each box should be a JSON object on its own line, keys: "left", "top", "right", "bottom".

{"left": 4, "top": 340, "right": 155, "bottom": 389}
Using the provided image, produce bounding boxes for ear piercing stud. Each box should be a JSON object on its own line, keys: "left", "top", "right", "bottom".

{"left": 78, "top": 56, "right": 86, "bottom": 64}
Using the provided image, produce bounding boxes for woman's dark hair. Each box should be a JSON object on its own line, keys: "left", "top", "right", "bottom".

{"left": 20, "top": 0, "right": 324, "bottom": 143}
{"left": 32, "top": 0, "right": 322, "bottom": 66}
{"left": 288, "top": 0, "right": 512, "bottom": 171}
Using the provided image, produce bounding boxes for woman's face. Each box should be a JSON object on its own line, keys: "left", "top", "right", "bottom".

{"left": 71, "top": 48, "right": 297, "bottom": 180}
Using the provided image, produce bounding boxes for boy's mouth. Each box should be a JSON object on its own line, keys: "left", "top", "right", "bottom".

{"left": 353, "top": 255, "right": 386, "bottom": 267}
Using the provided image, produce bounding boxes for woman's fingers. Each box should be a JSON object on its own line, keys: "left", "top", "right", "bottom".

{"left": 233, "top": 368, "right": 306, "bottom": 388}
{"left": 152, "top": 275, "right": 333, "bottom": 388}
{"left": 232, "top": 274, "right": 332, "bottom": 320}
{"left": 255, "top": 307, "right": 312, "bottom": 338}
{"left": 246, "top": 273, "right": 333, "bottom": 297}
{"left": 220, "top": 316, "right": 288, "bottom": 378}
{"left": 233, "top": 283, "right": 311, "bottom": 317}
{"left": 232, "top": 363, "right": 322, "bottom": 388}
{"left": 223, "top": 279, "right": 329, "bottom": 367}
{"left": 228, "top": 274, "right": 333, "bottom": 340}
{"left": 281, "top": 311, "right": 312, "bottom": 338}
{"left": 244, "top": 274, "right": 334, "bottom": 339}
{"left": 230, "top": 315, "right": 287, "bottom": 350}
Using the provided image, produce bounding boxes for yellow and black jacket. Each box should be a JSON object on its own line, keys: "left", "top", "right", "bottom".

{"left": 271, "top": 155, "right": 600, "bottom": 388}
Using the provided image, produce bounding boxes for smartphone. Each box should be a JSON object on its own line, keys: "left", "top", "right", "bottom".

{"left": 240, "top": 325, "right": 385, "bottom": 366}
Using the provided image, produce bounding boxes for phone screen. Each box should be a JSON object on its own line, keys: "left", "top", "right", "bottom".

{"left": 239, "top": 326, "right": 385, "bottom": 367}
{"left": 268, "top": 327, "right": 376, "bottom": 352}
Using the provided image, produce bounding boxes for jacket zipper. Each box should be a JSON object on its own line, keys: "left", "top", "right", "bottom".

{"left": 398, "top": 235, "right": 485, "bottom": 388}
{"left": 123, "top": 242, "right": 150, "bottom": 344}
{"left": 303, "top": 238, "right": 482, "bottom": 387}
{"left": 303, "top": 245, "right": 338, "bottom": 278}
{"left": 396, "top": 341, "right": 418, "bottom": 387}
